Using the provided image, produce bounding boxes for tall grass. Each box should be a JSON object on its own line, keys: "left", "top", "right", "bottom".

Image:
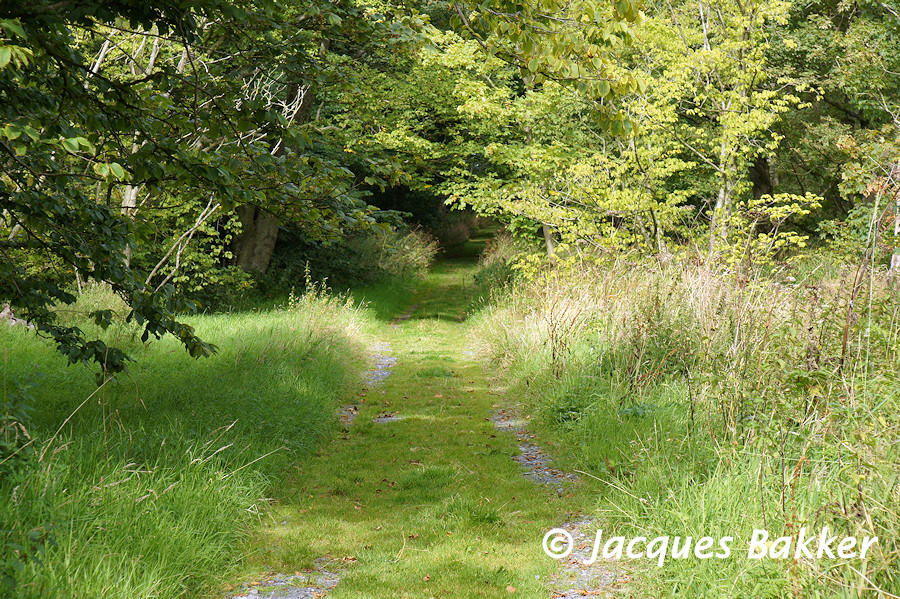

{"left": 1, "top": 284, "right": 371, "bottom": 598}
{"left": 472, "top": 255, "right": 900, "bottom": 597}
{"left": 471, "top": 231, "right": 529, "bottom": 305}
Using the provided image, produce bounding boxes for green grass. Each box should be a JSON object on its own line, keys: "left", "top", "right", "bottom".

{"left": 2, "top": 254, "right": 595, "bottom": 599}
{"left": 1, "top": 291, "right": 370, "bottom": 598}
{"left": 234, "top": 257, "right": 578, "bottom": 598}
{"left": 348, "top": 278, "right": 419, "bottom": 322}
{"left": 471, "top": 257, "right": 900, "bottom": 598}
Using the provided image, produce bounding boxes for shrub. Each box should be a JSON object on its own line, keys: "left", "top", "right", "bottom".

{"left": 366, "top": 227, "right": 440, "bottom": 281}
{"left": 269, "top": 227, "right": 439, "bottom": 291}
{"left": 472, "top": 231, "right": 528, "bottom": 303}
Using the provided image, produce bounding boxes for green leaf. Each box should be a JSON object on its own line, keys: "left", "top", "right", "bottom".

{"left": 0, "top": 47, "right": 11, "bottom": 69}
{"left": 597, "top": 80, "right": 610, "bottom": 97}
{"left": 523, "top": 36, "right": 534, "bottom": 55}
{"left": 109, "top": 162, "right": 126, "bottom": 180}
{"left": 76, "top": 137, "right": 95, "bottom": 153}
{"left": 3, "top": 123, "right": 22, "bottom": 140}
{"left": 62, "top": 137, "right": 80, "bottom": 153}
{"left": 1, "top": 19, "right": 26, "bottom": 39}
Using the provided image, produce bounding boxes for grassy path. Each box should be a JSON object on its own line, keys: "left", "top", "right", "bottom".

{"left": 233, "top": 258, "right": 584, "bottom": 598}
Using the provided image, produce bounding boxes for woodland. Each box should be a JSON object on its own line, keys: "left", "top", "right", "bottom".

{"left": 1, "top": 0, "right": 900, "bottom": 597}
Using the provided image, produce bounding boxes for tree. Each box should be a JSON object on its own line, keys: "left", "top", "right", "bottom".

{"left": 0, "top": 2, "right": 232, "bottom": 376}
{"left": 628, "top": 0, "right": 812, "bottom": 258}
{"left": 0, "top": 0, "right": 421, "bottom": 375}
{"left": 395, "top": 0, "right": 649, "bottom": 258}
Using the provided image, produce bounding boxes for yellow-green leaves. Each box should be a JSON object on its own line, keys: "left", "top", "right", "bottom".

{"left": 2, "top": 122, "right": 23, "bottom": 140}
{"left": 453, "top": 0, "right": 642, "bottom": 123}
{"left": 0, "top": 19, "right": 32, "bottom": 70}
{"left": 596, "top": 79, "right": 611, "bottom": 97}
{"left": 2, "top": 122, "right": 37, "bottom": 141}
{"left": 62, "top": 136, "right": 94, "bottom": 154}
{"left": 93, "top": 162, "right": 127, "bottom": 180}
{"left": 724, "top": 192, "right": 823, "bottom": 268}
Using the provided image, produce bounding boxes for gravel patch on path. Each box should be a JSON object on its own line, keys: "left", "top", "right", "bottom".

{"left": 489, "top": 405, "right": 578, "bottom": 495}
{"left": 362, "top": 341, "right": 396, "bottom": 388}
{"left": 489, "top": 397, "right": 628, "bottom": 598}
{"left": 372, "top": 411, "right": 403, "bottom": 423}
{"left": 232, "top": 340, "right": 400, "bottom": 599}
{"left": 226, "top": 558, "right": 342, "bottom": 599}
{"left": 547, "top": 518, "right": 632, "bottom": 598}
{"left": 339, "top": 341, "right": 395, "bottom": 428}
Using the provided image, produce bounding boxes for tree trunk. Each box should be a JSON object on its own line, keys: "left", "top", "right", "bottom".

{"left": 542, "top": 223, "right": 557, "bottom": 263}
{"left": 121, "top": 180, "right": 140, "bottom": 266}
{"left": 708, "top": 144, "right": 738, "bottom": 260}
{"left": 749, "top": 155, "right": 773, "bottom": 201}
{"left": 635, "top": 213, "right": 653, "bottom": 249}
{"left": 890, "top": 161, "right": 900, "bottom": 276}
{"left": 232, "top": 205, "right": 279, "bottom": 274}
{"left": 708, "top": 184, "right": 729, "bottom": 258}
{"left": 649, "top": 207, "right": 667, "bottom": 255}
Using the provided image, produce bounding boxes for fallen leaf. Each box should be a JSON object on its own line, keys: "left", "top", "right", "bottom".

{"left": 423, "top": 575, "right": 430, "bottom": 581}
{"left": 434, "top": 394, "right": 443, "bottom": 398}
{"left": 506, "top": 585, "right": 517, "bottom": 593}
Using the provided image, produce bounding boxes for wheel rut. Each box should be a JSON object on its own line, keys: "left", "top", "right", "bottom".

{"left": 489, "top": 400, "right": 630, "bottom": 597}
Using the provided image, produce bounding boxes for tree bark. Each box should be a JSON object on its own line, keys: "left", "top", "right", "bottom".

{"left": 890, "top": 161, "right": 900, "bottom": 276}
{"left": 708, "top": 140, "right": 738, "bottom": 260}
{"left": 542, "top": 223, "right": 557, "bottom": 263}
{"left": 232, "top": 205, "right": 279, "bottom": 274}
{"left": 749, "top": 155, "right": 773, "bottom": 201}
{"left": 649, "top": 207, "right": 667, "bottom": 254}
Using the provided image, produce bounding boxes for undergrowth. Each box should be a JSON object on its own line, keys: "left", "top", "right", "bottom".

{"left": 0, "top": 283, "right": 371, "bottom": 598}
{"left": 472, "top": 253, "right": 900, "bottom": 597}
{"left": 472, "top": 231, "right": 530, "bottom": 306}
{"left": 268, "top": 227, "right": 440, "bottom": 296}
